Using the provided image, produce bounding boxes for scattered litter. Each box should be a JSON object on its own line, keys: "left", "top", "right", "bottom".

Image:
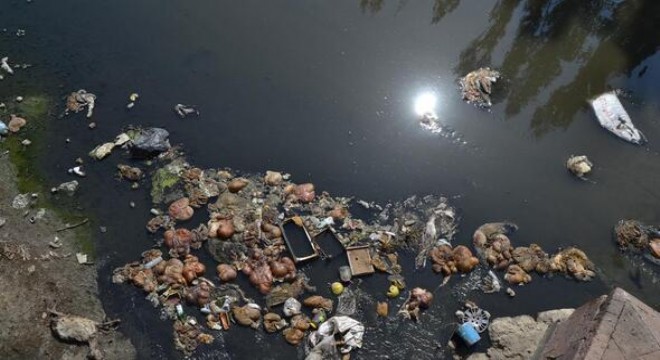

{"left": 174, "top": 104, "right": 200, "bottom": 118}
{"left": 398, "top": 287, "right": 433, "bottom": 321}
{"left": 346, "top": 245, "right": 374, "bottom": 276}
{"left": 376, "top": 302, "right": 388, "bottom": 317}
{"left": 338, "top": 265, "right": 352, "bottom": 282}
{"left": 283, "top": 297, "right": 302, "bottom": 317}
{"left": 68, "top": 166, "right": 86, "bottom": 177}
{"left": 331, "top": 282, "right": 344, "bottom": 295}
{"left": 76, "top": 253, "right": 90, "bottom": 264}
{"left": 456, "top": 301, "right": 490, "bottom": 333}
{"left": 307, "top": 316, "right": 364, "bottom": 357}
{"left": 589, "top": 91, "right": 646, "bottom": 145}
{"left": 127, "top": 93, "right": 139, "bottom": 109}
{"left": 48, "top": 236, "right": 62, "bottom": 248}
{"left": 335, "top": 288, "right": 357, "bottom": 316}
{"left": 1, "top": 57, "right": 13, "bottom": 74}
{"left": 481, "top": 270, "right": 501, "bottom": 293}
{"left": 21, "top": 138, "right": 31, "bottom": 146}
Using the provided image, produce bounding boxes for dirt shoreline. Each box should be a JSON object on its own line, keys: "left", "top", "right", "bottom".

{"left": 0, "top": 153, "right": 136, "bottom": 359}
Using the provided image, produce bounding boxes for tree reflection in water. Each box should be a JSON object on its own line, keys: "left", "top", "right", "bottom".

{"left": 457, "top": 0, "right": 660, "bottom": 136}
{"left": 359, "top": 0, "right": 660, "bottom": 137}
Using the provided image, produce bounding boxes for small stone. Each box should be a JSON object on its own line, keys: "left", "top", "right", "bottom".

{"left": 99, "top": 226, "right": 107, "bottom": 233}
{"left": 15, "top": 96, "right": 23, "bottom": 102}
{"left": 88, "top": 122, "right": 96, "bottom": 129}
{"left": 27, "top": 265, "right": 35, "bottom": 274}
{"left": 75, "top": 158, "right": 84, "bottom": 164}
{"left": 65, "top": 138, "right": 71, "bottom": 143}
{"left": 21, "top": 139, "right": 31, "bottom": 146}
{"left": 506, "top": 287, "right": 516, "bottom": 297}
{"left": 0, "top": 217, "right": 6, "bottom": 227}
{"left": 129, "top": 201, "right": 136, "bottom": 208}
{"left": 150, "top": 208, "right": 161, "bottom": 216}
{"left": 131, "top": 182, "right": 139, "bottom": 189}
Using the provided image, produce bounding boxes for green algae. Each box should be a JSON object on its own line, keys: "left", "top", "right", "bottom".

{"left": 1, "top": 95, "right": 94, "bottom": 255}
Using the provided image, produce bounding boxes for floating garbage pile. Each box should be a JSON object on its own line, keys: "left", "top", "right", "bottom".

{"left": 470, "top": 222, "right": 596, "bottom": 284}
{"left": 109, "top": 129, "right": 459, "bottom": 355}
{"left": 615, "top": 220, "right": 660, "bottom": 262}
{"left": 95, "top": 125, "right": 599, "bottom": 357}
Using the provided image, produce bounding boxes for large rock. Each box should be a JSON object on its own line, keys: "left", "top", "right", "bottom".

{"left": 540, "top": 287, "right": 660, "bottom": 359}
{"left": 486, "top": 315, "right": 549, "bottom": 360}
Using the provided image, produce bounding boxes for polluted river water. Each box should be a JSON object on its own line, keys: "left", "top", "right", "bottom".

{"left": 2, "top": 0, "right": 660, "bottom": 359}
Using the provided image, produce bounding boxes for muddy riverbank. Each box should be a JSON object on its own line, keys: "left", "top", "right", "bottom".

{"left": 0, "top": 101, "right": 135, "bottom": 359}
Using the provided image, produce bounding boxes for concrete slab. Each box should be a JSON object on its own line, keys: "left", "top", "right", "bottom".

{"left": 540, "top": 287, "right": 660, "bottom": 360}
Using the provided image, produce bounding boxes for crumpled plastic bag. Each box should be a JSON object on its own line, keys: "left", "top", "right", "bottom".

{"left": 335, "top": 288, "right": 357, "bottom": 316}
{"left": 307, "top": 316, "right": 364, "bottom": 358}
{"left": 283, "top": 297, "right": 302, "bottom": 317}
{"left": 130, "top": 128, "right": 171, "bottom": 156}
{"left": 305, "top": 334, "right": 339, "bottom": 360}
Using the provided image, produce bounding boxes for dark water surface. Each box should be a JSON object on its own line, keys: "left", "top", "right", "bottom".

{"left": 3, "top": 0, "right": 660, "bottom": 358}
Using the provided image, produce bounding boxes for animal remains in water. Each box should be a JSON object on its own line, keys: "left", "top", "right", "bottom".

{"left": 460, "top": 67, "right": 501, "bottom": 108}
{"left": 566, "top": 155, "right": 593, "bottom": 180}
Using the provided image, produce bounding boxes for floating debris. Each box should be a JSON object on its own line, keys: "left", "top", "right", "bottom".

{"left": 460, "top": 67, "right": 501, "bottom": 108}
{"left": 174, "top": 104, "right": 200, "bottom": 118}
{"left": 68, "top": 166, "right": 86, "bottom": 177}
{"left": 65, "top": 89, "right": 96, "bottom": 118}
{"left": 566, "top": 155, "right": 593, "bottom": 180}
{"left": 474, "top": 222, "right": 594, "bottom": 282}
{"left": 0, "top": 56, "right": 13, "bottom": 74}
{"left": 589, "top": 91, "right": 646, "bottom": 145}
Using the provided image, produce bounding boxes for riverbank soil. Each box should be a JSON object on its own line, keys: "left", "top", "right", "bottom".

{"left": 0, "top": 155, "right": 135, "bottom": 360}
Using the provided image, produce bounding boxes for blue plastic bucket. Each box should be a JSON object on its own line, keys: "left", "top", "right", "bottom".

{"left": 457, "top": 322, "right": 481, "bottom": 346}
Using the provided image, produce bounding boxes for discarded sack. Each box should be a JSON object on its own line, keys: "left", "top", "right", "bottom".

{"left": 589, "top": 91, "right": 646, "bottom": 145}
